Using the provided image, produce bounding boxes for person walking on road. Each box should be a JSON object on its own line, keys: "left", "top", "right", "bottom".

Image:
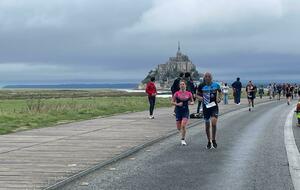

{"left": 184, "top": 72, "right": 196, "bottom": 95}
{"left": 258, "top": 85, "right": 264, "bottom": 99}
{"left": 171, "top": 73, "right": 184, "bottom": 96}
{"left": 277, "top": 83, "right": 283, "bottom": 100}
{"left": 286, "top": 84, "right": 293, "bottom": 105}
{"left": 232, "top": 77, "right": 242, "bottom": 105}
{"left": 196, "top": 72, "right": 222, "bottom": 149}
{"left": 246, "top": 81, "right": 257, "bottom": 111}
{"left": 222, "top": 83, "right": 229, "bottom": 105}
{"left": 172, "top": 81, "right": 194, "bottom": 146}
{"left": 145, "top": 77, "right": 157, "bottom": 119}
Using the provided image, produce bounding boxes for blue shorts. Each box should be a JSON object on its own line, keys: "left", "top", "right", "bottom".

{"left": 175, "top": 108, "right": 189, "bottom": 121}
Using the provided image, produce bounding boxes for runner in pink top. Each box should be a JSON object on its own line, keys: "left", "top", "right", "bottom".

{"left": 172, "top": 81, "right": 194, "bottom": 146}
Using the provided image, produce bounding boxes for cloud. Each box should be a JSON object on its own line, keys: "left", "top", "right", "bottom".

{"left": 125, "top": 0, "right": 284, "bottom": 34}
{"left": 0, "top": 0, "right": 299, "bottom": 84}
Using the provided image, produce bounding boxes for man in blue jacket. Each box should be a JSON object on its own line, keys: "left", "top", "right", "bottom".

{"left": 232, "top": 77, "right": 242, "bottom": 105}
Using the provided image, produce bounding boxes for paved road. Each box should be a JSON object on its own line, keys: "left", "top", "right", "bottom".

{"left": 0, "top": 98, "right": 271, "bottom": 189}
{"left": 61, "top": 100, "right": 297, "bottom": 190}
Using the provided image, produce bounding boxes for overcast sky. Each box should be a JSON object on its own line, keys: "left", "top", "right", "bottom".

{"left": 0, "top": 0, "right": 299, "bottom": 85}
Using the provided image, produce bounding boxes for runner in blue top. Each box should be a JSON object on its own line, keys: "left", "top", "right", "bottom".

{"left": 196, "top": 72, "right": 222, "bottom": 149}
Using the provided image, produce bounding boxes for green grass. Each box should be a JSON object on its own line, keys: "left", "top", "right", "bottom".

{"left": 0, "top": 96, "right": 171, "bottom": 135}
{"left": 0, "top": 88, "right": 266, "bottom": 135}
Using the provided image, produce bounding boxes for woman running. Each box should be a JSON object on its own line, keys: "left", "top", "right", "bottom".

{"left": 172, "top": 80, "right": 194, "bottom": 146}
{"left": 246, "top": 81, "right": 257, "bottom": 111}
{"left": 286, "top": 84, "right": 292, "bottom": 105}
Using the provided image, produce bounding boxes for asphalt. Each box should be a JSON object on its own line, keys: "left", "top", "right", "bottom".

{"left": 60, "top": 100, "right": 296, "bottom": 190}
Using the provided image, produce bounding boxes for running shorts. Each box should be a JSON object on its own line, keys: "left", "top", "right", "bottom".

{"left": 175, "top": 109, "right": 189, "bottom": 121}
{"left": 203, "top": 106, "right": 219, "bottom": 122}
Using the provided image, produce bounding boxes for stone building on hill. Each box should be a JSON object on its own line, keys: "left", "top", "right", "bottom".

{"left": 139, "top": 43, "right": 202, "bottom": 90}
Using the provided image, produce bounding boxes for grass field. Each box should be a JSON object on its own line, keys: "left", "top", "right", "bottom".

{"left": 0, "top": 90, "right": 171, "bottom": 135}
{"left": 0, "top": 88, "right": 264, "bottom": 135}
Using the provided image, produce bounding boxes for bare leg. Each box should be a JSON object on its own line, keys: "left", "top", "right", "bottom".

{"left": 211, "top": 117, "right": 218, "bottom": 140}
{"left": 205, "top": 121, "right": 211, "bottom": 141}
{"left": 181, "top": 125, "right": 186, "bottom": 140}
{"left": 176, "top": 121, "right": 181, "bottom": 131}
{"left": 181, "top": 119, "right": 188, "bottom": 140}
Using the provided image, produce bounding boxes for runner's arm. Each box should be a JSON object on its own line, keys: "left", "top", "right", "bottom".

{"left": 189, "top": 92, "right": 195, "bottom": 105}
{"left": 171, "top": 93, "right": 183, "bottom": 106}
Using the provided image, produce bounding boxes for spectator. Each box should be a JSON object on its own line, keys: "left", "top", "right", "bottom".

{"left": 231, "top": 77, "right": 242, "bottom": 104}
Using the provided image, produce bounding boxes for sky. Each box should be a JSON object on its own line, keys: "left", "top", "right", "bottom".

{"left": 0, "top": 0, "right": 300, "bottom": 85}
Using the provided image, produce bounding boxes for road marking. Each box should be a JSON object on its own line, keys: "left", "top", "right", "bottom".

{"left": 284, "top": 108, "right": 300, "bottom": 190}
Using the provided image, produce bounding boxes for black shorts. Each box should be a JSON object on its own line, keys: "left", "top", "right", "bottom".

{"left": 203, "top": 106, "right": 219, "bottom": 122}
{"left": 286, "top": 93, "right": 292, "bottom": 98}
{"left": 175, "top": 108, "right": 189, "bottom": 121}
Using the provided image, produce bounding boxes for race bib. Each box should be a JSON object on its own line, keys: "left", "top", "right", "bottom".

{"left": 206, "top": 102, "right": 216, "bottom": 108}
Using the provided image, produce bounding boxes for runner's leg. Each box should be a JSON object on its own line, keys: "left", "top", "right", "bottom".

{"left": 181, "top": 118, "right": 188, "bottom": 140}
{"left": 211, "top": 117, "right": 217, "bottom": 141}
{"left": 205, "top": 120, "right": 211, "bottom": 141}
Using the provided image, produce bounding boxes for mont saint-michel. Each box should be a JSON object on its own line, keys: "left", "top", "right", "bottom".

{"left": 139, "top": 43, "right": 202, "bottom": 90}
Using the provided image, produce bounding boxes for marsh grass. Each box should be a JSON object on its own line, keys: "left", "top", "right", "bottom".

{"left": 0, "top": 95, "right": 171, "bottom": 135}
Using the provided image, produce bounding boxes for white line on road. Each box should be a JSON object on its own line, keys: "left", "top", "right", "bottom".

{"left": 284, "top": 108, "right": 300, "bottom": 190}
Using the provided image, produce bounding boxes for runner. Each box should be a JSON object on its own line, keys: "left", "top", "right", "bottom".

{"left": 294, "top": 84, "right": 298, "bottom": 99}
{"left": 231, "top": 77, "right": 242, "bottom": 104}
{"left": 196, "top": 72, "right": 222, "bottom": 149}
{"left": 267, "top": 83, "right": 273, "bottom": 99}
{"left": 171, "top": 73, "right": 184, "bottom": 115}
{"left": 282, "top": 83, "right": 287, "bottom": 97}
{"left": 258, "top": 85, "right": 264, "bottom": 99}
{"left": 291, "top": 85, "right": 295, "bottom": 100}
{"left": 286, "top": 84, "right": 292, "bottom": 105}
{"left": 222, "top": 83, "right": 230, "bottom": 105}
{"left": 272, "top": 83, "right": 277, "bottom": 99}
{"left": 172, "top": 80, "right": 194, "bottom": 146}
{"left": 145, "top": 77, "right": 157, "bottom": 119}
{"left": 277, "top": 83, "right": 282, "bottom": 100}
{"left": 296, "top": 100, "right": 300, "bottom": 127}
{"left": 246, "top": 81, "right": 257, "bottom": 111}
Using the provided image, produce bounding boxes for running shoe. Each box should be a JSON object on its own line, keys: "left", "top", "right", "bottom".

{"left": 206, "top": 142, "right": 212, "bottom": 149}
{"left": 249, "top": 107, "right": 251, "bottom": 112}
{"left": 212, "top": 140, "right": 217, "bottom": 149}
{"left": 181, "top": 140, "right": 187, "bottom": 146}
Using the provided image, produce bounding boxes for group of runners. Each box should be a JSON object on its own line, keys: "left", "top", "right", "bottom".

{"left": 267, "top": 83, "right": 300, "bottom": 104}
{"left": 146, "top": 73, "right": 300, "bottom": 148}
{"left": 171, "top": 72, "right": 221, "bottom": 148}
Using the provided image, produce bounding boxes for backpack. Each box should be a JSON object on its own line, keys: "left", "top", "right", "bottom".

{"left": 190, "top": 112, "right": 203, "bottom": 119}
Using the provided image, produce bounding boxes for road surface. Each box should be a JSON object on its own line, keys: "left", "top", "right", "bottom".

{"left": 60, "top": 100, "right": 298, "bottom": 190}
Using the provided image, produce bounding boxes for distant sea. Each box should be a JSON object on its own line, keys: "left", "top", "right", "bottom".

{"left": 2, "top": 83, "right": 139, "bottom": 89}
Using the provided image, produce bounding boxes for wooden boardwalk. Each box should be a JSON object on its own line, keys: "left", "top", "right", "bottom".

{"left": 0, "top": 98, "right": 271, "bottom": 189}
